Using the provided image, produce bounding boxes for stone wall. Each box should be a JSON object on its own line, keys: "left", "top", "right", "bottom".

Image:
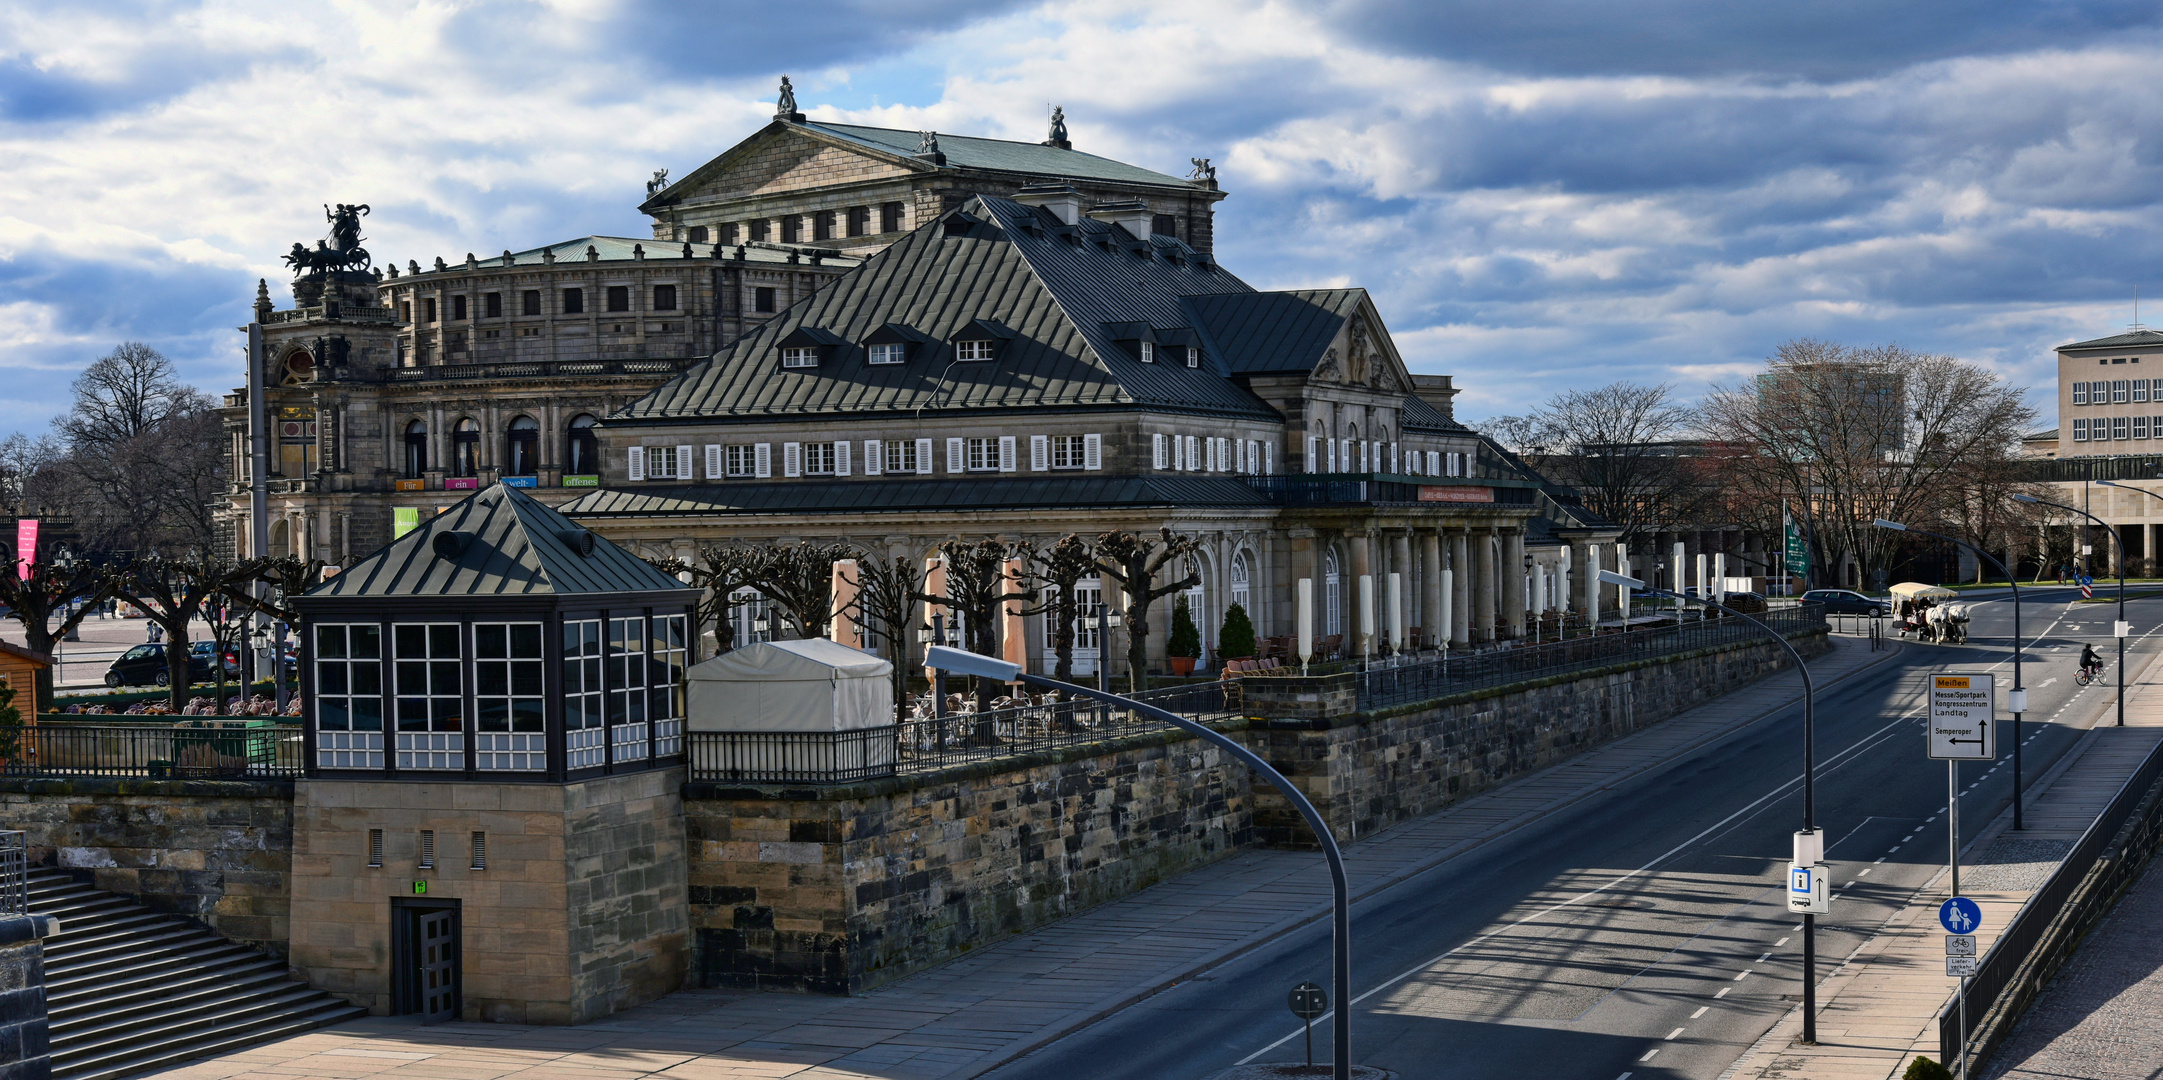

{"left": 289, "top": 769, "right": 687, "bottom": 1023}
{"left": 683, "top": 728, "right": 1251, "bottom": 993}
{"left": 0, "top": 916, "right": 56, "bottom": 1080}
{"left": 0, "top": 779, "right": 292, "bottom": 954}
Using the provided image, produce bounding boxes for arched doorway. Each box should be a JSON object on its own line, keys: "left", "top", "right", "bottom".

{"left": 565, "top": 415, "right": 599, "bottom": 477}
{"left": 452, "top": 419, "right": 480, "bottom": 478}
{"left": 403, "top": 420, "right": 428, "bottom": 478}
{"left": 505, "top": 417, "right": 539, "bottom": 476}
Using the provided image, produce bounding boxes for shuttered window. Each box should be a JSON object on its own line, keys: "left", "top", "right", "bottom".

{"left": 966, "top": 437, "right": 998, "bottom": 471}
{"left": 754, "top": 443, "right": 772, "bottom": 477}
{"left": 916, "top": 438, "right": 934, "bottom": 474}
{"left": 802, "top": 442, "right": 834, "bottom": 475}
{"left": 835, "top": 441, "right": 851, "bottom": 476}
{"left": 705, "top": 444, "right": 723, "bottom": 479}
{"left": 1083, "top": 433, "right": 1102, "bottom": 470}
{"left": 947, "top": 438, "right": 966, "bottom": 473}
{"left": 999, "top": 435, "right": 1017, "bottom": 472}
{"left": 1154, "top": 433, "right": 1168, "bottom": 470}
{"left": 1031, "top": 435, "right": 1050, "bottom": 471}
{"left": 783, "top": 442, "right": 803, "bottom": 476}
{"left": 627, "top": 445, "right": 645, "bottom": 481}
{"left": 1307, "top": 436, "right": 1319, "bottom": 473}
{"left": 865, "top": 439, "right": 884, "bottom": 474}
{"left": 2072, "top": 382, "right": 2089, "bottom": 405}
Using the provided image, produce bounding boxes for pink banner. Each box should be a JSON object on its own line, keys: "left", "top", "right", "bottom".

{"left": 444, "top": 477, "right": 480, "bottom": 491}
{"left": 14, "top": 519, "right": 35, "bottom": 580}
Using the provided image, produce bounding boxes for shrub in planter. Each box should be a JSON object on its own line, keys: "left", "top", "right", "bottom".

{"left": 1220, "top": 602, "right": 1257, "bottom": 659}
{"left": 1168, "top": 596, "right": 1203, "bottom": 674}
{"left": 1901, "top": 1057, "right": 1952, "bottom": 1080}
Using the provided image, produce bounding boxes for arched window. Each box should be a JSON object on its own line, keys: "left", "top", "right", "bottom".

{"left": 1309, "top": 420, "right": 1327, "bottom": 474}
{"left": 506, "top": 416, "right": 539, "bottom": 476}
{"left": 452, "top": 418, "right": 480, "bottom": 478}
{"left": 566, "top": 415, "right": 599, "bottom": 477}
{"left": 1039, "top": 576, "right": 1105, "bottom": 676}
{"left": 1344, "top": 424, "right": 1359, "bottom": 474}
{"left": 1230, "top": 550, "right": 1251, "bottom": 614}
{"left": 403, "top": 420, "right": 428, "bottom": 479}
{"left": 1323, "top": 549, "right": 1343, "bottom": 638}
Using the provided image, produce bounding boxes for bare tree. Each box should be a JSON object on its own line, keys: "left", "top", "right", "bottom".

{"left": 916, "top": 539, "right": 1032, "bottom": 713}
{"left": 56, "top": 343, "right": 206, "bottom": 450}
{"left": 654, "top": 545, "right": 765, "bottom": 655}
{"left": 35, "top": 343, "right": 225, "bottom": 555}
{"left": 1519, "top": 383, "right": 1709, "bottom": 542}
{"left": 752, "top": 542, "right": 860, "bottom": 640}
{"left": 1701, "top": 340, "right": 2036, "bottom": 589}
{"left": 0, "top": 558, "right": 109, "bottom": 712}
{"left": 851, "top": 554, "right": 924, "bottom": 721}
{"left": 104, "top": 555, "right": 265, "bottom": 710}
{"left": 1022, "top": 535, "right": 1097, "bottom": 684}
{"left": 1092, "top": 529, "right": 1201, "bottom": 695}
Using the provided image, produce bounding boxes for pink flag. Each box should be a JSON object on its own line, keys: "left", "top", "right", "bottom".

{"left": 14, "top": 520, "right": 35, "bottom": 580}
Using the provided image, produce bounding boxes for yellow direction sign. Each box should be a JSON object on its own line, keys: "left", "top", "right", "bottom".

{"left": 1929, "top": 674, "right": 1995, "bottom": 760}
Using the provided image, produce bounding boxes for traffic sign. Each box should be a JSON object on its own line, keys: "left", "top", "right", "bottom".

{"left": 2082, "top": 581, "right": 2094, "bottom": 599}
{"left": 1945, "top": 934, "right": 1976, "bottom": 957}
{"left": 1940, "top": 897, "right": 1982, "bottom": 934}
{"left": 1287, "top": 981, "right": 1328, "bottom": 1020}
{"left": 1929, "top": 674, "right": 1996, "bottom": 760}
{"left": 1788, "top": 863, "right": 1829, "bottom": 914}
{"left": 1946, "top": 955, "right": 1978, "bottom": 977}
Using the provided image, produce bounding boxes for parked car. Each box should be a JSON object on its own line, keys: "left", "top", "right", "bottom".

{"left": 104, "top": 643, "right": 215, "bottom": 688}
{"left": 190, "top": 640, "right": 242, "bottom": 678}
{"left": 1801, "top": 589, "right": 1887, "bottom": 617}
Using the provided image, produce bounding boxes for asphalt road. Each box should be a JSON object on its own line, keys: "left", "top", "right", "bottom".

{"left": 984, "top": 586, "right": 2160, "bottom": 1080}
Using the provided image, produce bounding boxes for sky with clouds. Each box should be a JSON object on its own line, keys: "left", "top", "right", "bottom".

{"left": 5, "top": 0, "right": 2162, "bottom": 439}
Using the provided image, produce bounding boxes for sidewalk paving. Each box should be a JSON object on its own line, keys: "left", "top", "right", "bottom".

{"left": 1720, "top": 650, "right": 2163, "bottom": 1080}
{"left": 152, "top": 634, "right": 1902, "bottom": 1080}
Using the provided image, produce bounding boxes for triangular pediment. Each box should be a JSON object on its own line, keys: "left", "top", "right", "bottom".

{"left": 642, "top": 122, "right": 927, "bottom": 214}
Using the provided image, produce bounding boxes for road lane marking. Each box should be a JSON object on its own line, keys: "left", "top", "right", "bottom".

{"left": 1640, "top": 1049, "right": 1660, "bottom": 1062}
{"left": 1665, "top": 1027, "right": 1685, "bottom": 1040}
{"left": 1775, "top": 937, "right": 1789, "bottom": 947}
{"left": 1860, "top": 868, "right": 1873, "bottom": 875}
{"left": 1716, "top": 987, "right": 1731, "bottom": 999}
{"left": 1757, "top": 953, "right": 1771, "bottom": 962}
{"left": 1734, "top": 970, "right": 1752, "bottom": 981}
{"left": 1691, "top": 1006, "right": 1709, "bottom": 1019}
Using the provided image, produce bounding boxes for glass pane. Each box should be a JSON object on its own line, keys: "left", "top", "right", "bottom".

{"left": 353, "top": 698, "right": 383, "bottom": 731}
{"left": 353, "top": 663, "right": 381, "bottom": 696}
{"left": 476, "top": 701, "right": 509, "bottom": 732}
{"left": 319, "top": 665, "right": 348, "bottom": 695}
{"left": 397, "top": 698, "right": 429, "bottom": 729}
{"left": 395, "top": 624, "right": 426, "bottom": 658}
{"left": 319, "top": 699, "right": 349, "bottom": 731}
{"left": 512, "top": 699, "right": 545, "bottom": 733}
{"left": 511, "top": 624, "right": 542, "bottom": 657}
{"left": 353, "top": 625, "right": 381, "bottom": 659}
{"left": 317, "top": 626, "right": 346, "bottom": 658}
{"left": 430, "top": 624, "right": 459, "bottom": 657}
{"left": 431, "top": 698, "right": 460, "bottom": 728}
{"left": 397, "top": 661, "right": 428, "bottom": 693}
{"left": 431, "top": 661, "right": 459, "bottom": 694}
{"left": 476, "top": 625, "right": 506, "bottom": 658}
{"left": 476, "top": 663, "right": 507, "bottom": 697}
{"left": 510, "top": 661, "right": 543, "bottom": 697}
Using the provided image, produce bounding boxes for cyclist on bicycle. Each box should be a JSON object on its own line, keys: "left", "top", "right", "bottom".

{"left": 2081, "top": 643, "right": 2103, "bottom": 680}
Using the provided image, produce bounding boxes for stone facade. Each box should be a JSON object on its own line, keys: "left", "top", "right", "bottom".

{"left": 683, "top": 729, "right": 1250, "bottom": 993}
{"left": 287, "top": 769, "right": 687, "bottom": 1023}
{"left": 0, "top": 916, "right": 54, "bottom": 1080}
{"left": 0, "top": 778, "right": 292, "bottom": 954}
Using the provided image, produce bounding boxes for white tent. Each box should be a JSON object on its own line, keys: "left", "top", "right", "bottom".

{"left": 687, "top": 638, "right": 894, "bottom": 732}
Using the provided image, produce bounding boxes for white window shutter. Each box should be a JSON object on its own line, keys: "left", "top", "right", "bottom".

{"left": 1030, "top": 435, "right": 1049, "bottom": 471}
{"left": 783, "top": 442, "right": 802, "bottom": 477}
{"left": 705, "top": 444, "right": 723, "bottom": 479}
{"left": 1327, "top": 440, "right": 1337, "bottom": 472}
{"left": 1264, "top": 441, "right": 1273, "bottom": 474}
{"left": 1207, "top": 437, "right": 1218, "bottom": 472}
{"left": 999, "top": 435, "right": 1017, "bottom": 472}
{"left": 754, "top": 442, "right": 771, "bottom": 478}
{"left": 627, "top": 445, "right": 646, "bottom": 481}
{"left": 1390, "top": 442, "right": 1398, "bottom": 472}
{"left": 1307, "top": 436, "right": 1318, "bottom": 473}
{"left": 946, "top": 437, "right": 964, "bottom": 473}
{"left": 1154, "top": 433, "right": 1167, "bottom": 470}
{"left": 1426, "top": 450, "right": 1438, "bottom": 475}
{"left": 676, "top": 445, "right": 693, "bottom": 480}
{"left": 916, "top": 438, "right": 934, "bottom": 474}
{"left": 1084, "top": 433, "right": 1102, "bottom": 470}
{"left": 834, "top": 441, "right": 851, "bottom": 476}
{"left": 866, "top": 439, "right": 882, "bottom": 475}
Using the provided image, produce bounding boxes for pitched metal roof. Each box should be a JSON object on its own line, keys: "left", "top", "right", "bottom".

{"left": 2058, "top": 329, "right": 2163, "bottom": 351}
{"left": 306, "top": 483, "right": 694, "bottom": 600}
{"left": 497, "top": 235, "right": 855, "bottom": 269}
{"left": 1400, "top": 393, "right": 1471, "bottom": 434}
{"left": 560, "top": 476, "right": 1275, "bottom": 519}
{"left": 802, "top": 122, "right": 1193, "bottom": 188}
{"left": 616, "top": 195, "right": 1281, "bottom": 423}
{"left": 1182, "top": 290, "right": 1367, "bottom": 375}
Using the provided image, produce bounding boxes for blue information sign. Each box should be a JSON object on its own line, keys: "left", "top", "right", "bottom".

{"left": 2080, "top": 575, "right": 2094, "bottom": 588}
{"left": 1939, "top": 897, "right": 1981, "bottom": 934}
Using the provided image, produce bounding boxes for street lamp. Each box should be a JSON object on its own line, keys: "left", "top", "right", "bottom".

{"left": 1600, "top": 568, "right": 1823, "bottom": 1044}
{"left": 1874, "top": 519, "right": 2028, "bottom": 829}
{"left": 924, "top": 644, "right": 1357, "bottom": 1080}
{"left": 2010, "top": 495, "right": 2123, "bottom": 729}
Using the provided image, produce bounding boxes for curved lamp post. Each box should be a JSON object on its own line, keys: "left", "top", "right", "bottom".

{"left": 1872, "top": 519, "right": 2028, "bottom": 827}
{"left": 1599, "top": 570, "right": 1822, "bottom": 1043}
{"left": 924, "top": 645, "right": 1355, "bottom": 1080}
{"left": 2010, "top": 495, "right": 2123, "bottom": 729}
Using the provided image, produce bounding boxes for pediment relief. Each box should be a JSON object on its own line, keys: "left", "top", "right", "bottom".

{"left": 660, "top": 126, "right": 918, "bottom": 211}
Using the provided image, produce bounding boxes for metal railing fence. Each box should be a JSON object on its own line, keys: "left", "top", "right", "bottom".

{"left": 0, "top": 833, "right": 23, "bottom": 917}
{"left": 1, "top": 724, "right": 304, "bottom": 779}
{"left": 1941, "top": 726, "right": 2163, "bottom": 1064}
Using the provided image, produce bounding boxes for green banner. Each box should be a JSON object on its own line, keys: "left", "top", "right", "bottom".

{"left": 1784, "top": 513, "right": 1810, "bottom": 576}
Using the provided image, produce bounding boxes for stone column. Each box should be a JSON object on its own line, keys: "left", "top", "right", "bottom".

{"left": 1349, "top": 530, "right": 1374, "bottom": 658}
{"left": 1501, "top": 529, "right": 1526, "bottom": 639}
{"left": 1389, "top": 531, "right": 1413, "bottom": 650}
{"left": 1473, "top": 529, "right": 1497, "bottom": 642}
{"left": 1421, "top": 531, "right": 1444, "bottom": 649}
{"left": 1450, "top": 531, "right": 1472, "bottom": 647}
{"left": 1574, "top": 539, "right": 1600, "bottom": 623}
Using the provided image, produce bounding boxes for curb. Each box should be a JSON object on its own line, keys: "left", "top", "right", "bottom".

{"left": 955, "top": 634, "right": 1913, "bottom": 1079}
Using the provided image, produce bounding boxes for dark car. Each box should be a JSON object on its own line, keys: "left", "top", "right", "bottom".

{"left": 104, "top": 643, "right": 215, "bottom": 688}
{"left": 190, "top": 640, "right": 242, "bottom": 678}
{"left": 1802, "top": 589, "right": 1887, "bottom": 617}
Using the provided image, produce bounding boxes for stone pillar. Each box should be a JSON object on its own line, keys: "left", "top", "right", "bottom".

{"left": 1450, "top": 531, "right": 1471, "bottom": 647}
{"left": 1501, "top": 529, "right": 1526, "bottom": 639}
{"left": 1473, "top": 529, "right": 1497, "bottom": 642}
{"left": 1389, "top": 532, "right": 1413, "bottom": 650}
{"left": 1575, "top": 540, "right": 1600, "bottom": 622}
{"left": 1421, "top": 531, "right": 1444, "bottom": 649}
{"left": 1349, "top": 531, "right": 1374, "bottom": 657}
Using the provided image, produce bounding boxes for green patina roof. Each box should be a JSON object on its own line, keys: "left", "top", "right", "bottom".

{"left": 504, "top": 235, "right": 857, "bottom": 268}
{"left": 561, "top": 476, "right": 1274, "bottom": 518}
{"left": 306, "top": 483, "right": 693, "bottom": 600}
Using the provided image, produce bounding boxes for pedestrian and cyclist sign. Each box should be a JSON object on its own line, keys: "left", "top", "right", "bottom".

{"left": 1939, "top": 897, "right": 1982, "bottom": 934}
{"left": 1928, "top": 674, "right": 1996, "bottom": 760}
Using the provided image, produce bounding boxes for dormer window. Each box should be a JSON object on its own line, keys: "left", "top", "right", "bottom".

{"left": 869, "top": 343, "right": 907, "bottom": 365}
{"left": 781, "top": 347, "right": 819, "bottom": 368}
{"left": 862, "top": 322, "right": 928, "bottom": 365}
{"left": 1184, "top": 347, "right": 1199, "bottom": 368}
{"left": 775, "top": 325, "right": 845, "bottom": 369}
{"left": 946, "top": 318, "right": 1014, "bottom": 362}
{"left": 1139, "top": 342, "right": 1156, "bottom": 364}
{"left": 956, "top": 340, "right": 995, "bottom": 361}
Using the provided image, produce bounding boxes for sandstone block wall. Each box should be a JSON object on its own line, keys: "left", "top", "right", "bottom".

{"left": 684, "top": 730, "right": 1251, "bottom": 993}
{"left": 0, "top": 917, "right": 53, "bottom": 1080}
{"left": 0, "top": 779, "right": 293, "bottom": 954}
{"left": 289, "top": 769, "right": 687, "bottom": 1023}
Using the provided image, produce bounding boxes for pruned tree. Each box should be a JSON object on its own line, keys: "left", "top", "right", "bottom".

{"left": 753, "top": 542, "right": 860, "bottom": 640}
{"left": 916, "top": 539, "right": 1033, "bottom": 713}
{"left": 851, "top": 554, "right": 924, "bottom": 722}
{"left": 104, "top": 555, "right": 265, "bottom": 710}
{"left": 653, "top": 544, "right": 765, "bottom": 655}
{"left": 1092, "top": 528, "right": 1201, "bottom": 694}
{"left": 0, "top": 557, "right": 108, "bottom": 713}
{"left": 1022, "top": 534, "right": 1097, "bottom": 684}
{"left": 1701, "top": 340, "right": 2035, "bottom": 590}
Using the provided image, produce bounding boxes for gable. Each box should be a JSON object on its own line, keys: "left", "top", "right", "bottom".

{"left": 644, "top": 124, "right": 921, "bottom": 213}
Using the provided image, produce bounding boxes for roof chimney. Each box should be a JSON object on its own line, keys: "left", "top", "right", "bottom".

{"left": 1083, "top": 199, "right": 1153, "bottom": 240}
{"left": 1410, "top": 374, "right": 1459, "bottom": 422}
{"left": 1013, "top": 180, "right": 1084, "bottom": 226}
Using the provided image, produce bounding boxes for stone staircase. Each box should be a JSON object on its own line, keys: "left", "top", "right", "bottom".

{"left": 30, "top": 868, "right": 367, "bottom": 1080}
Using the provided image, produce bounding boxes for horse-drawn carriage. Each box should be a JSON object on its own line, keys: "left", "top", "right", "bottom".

{"left": 1890, "top": 582, "right": 1969, "bottom": 643}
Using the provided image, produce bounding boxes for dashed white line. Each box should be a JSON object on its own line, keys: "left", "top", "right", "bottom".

{"left": 1734, "top": 970, "right": 1752, "bottom": 981}
{"left": 1716, "top": 987, "right": 1732, "bottom": 999}
{"left": 1640, "top": 1048, "right": 1661, "bottom": 1062}
{"left": 1775, "top": 937, "right": 1789, "bottom": 947}
{"left": 1860, "top": 868, "right": 1874, "bottom": 876}
{"left": 1690, "top": 1006, "right": 1709, "bottom": 1019}
{"left": 1665, "top": 1027, "right": 1686, "bottom": 1040}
